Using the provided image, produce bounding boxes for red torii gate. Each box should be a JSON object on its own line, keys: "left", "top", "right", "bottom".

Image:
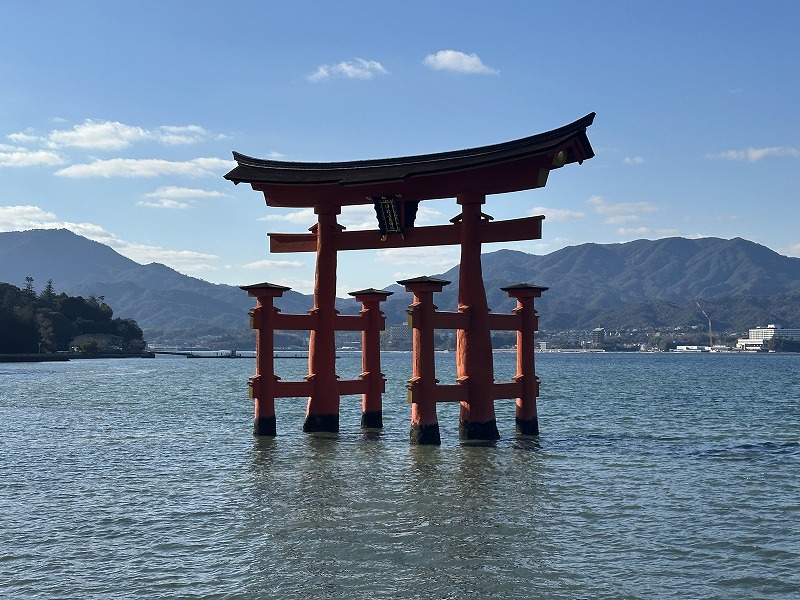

{"left": 225, "top": 113, "right": 595, "bottom": 443}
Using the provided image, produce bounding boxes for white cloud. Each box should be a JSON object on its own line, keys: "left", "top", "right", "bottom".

{"left": 422, "top": 50, "right": 499, "bottom": 75}
{"left": 144, "top": 186, "right": 225, "bottom": 199}
{"left": 707, "top": 146, "right": 800, "bottom": 162}
{"left": 527, "top": 206, "right": 585, "bottom": 221}
{"left": 623, "top": 156, "right": 644, "bottom": 165}
{"left": 307, "top": 58, "right": 388, "bottom": 82}
{"left": 121, "top": 242, "right": 219, "bottom": 272}
{"left": 782, "top": 243, "right": 800, "bottom": 257}
{"left": 0, "top": 205, "right": 59, "bottom": 230}
{"left": 260, "top": 207, "right": 316, "bottom": 224}
{"left": 615, "top": 226, "right": 680, "bottom": 237}
{"left": 137, "top": 199, "right": 191, "bottom": 209}
{"left": 8, "top": 120, "right": 210, "bottom": 151}
{"left": 341, "top": 205, "right": 380, "bottom": 230}
{"left": 414, "top": 205, "right": 445, "bottom": 224}
{"left": 6, "top": 131, "right": 42, "bottom": 145}
{"left": 0, "top": 204, "right": 219, "bottom": 273}
{"left": 267, "top": 275, "right": 315, "bottom": 295}
{"left": 385, "top": 271, "right": 419, "bottom": 285}
{"left": 605, "top": 214, "right": 642, "bottom": 225}
{"left": 261, "top": 204, "right": 447, "bottom": 231}
{"left": 588, "top": 195, "right": 659, "bottom": 225}
{"left": 137, "top": 187, "right": 224, "bottom": 209}
{"left": 375, "top": 246, "right": 459, "bottom": 270}
{"left": 156, "top": 125, "right": 208, "bottom": 146}
{"left": 55, "top": 157, "right": 234, "bottom": 178}
{"left": 46, "top": 120, "right": 149, "bottom": 149}
{"left": 0, "top": 147, "right": 65, "bottom": 167}
{"left": 241, "top": 259, "right": 304, "bottom": 270}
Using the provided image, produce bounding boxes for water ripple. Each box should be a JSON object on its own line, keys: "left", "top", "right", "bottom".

{"left": 1, "top": 354, "right": 799, "bottom": 598}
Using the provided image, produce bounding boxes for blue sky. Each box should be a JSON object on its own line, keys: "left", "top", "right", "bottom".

{"left": 1, "top": 1, "right": 798, "bottom": 295}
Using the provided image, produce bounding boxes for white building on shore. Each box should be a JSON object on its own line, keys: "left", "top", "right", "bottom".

{"left": 736, "top": 324, "right": 800, "bottom": 351}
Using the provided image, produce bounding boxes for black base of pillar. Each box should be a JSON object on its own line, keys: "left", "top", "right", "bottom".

{"left": 361, "top": 411, "right": 383, "bottom": 429}
{"left": 410, "top": 423, "right": 441, "bottom": 445}
{"left": 253, "top": 415, "right": 276, "bottom": 437}
{"left": 459, "top": 419, "right": 500, "bottom": 441}
{"left": 303, "top": 413, "right": 339, "bottom": 433}
{"left": 253, "top": 416, "right": 277, "bottom": 437}
{"left": 515, "top": 416, "right": 539, "bottom": 436}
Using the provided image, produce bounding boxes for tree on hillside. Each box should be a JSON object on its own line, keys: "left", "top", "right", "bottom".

{"left": 39, "top": 279, "right": 56, "bottom": 308}
{"left": 0, "top": 280, "right": 146, "bottom": 353}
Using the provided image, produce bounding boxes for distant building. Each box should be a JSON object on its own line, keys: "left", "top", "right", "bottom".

{"left": 675, "top": 345, "right": 710, "bottom": 352}
{"left": 590, "top": 327, "right": 605, "bottom": 348}
{"left": 382, "top": 325, "right": 413, "bottom": 349}
{"left": 736, "top": 324, "right": 800, "bottom": 351}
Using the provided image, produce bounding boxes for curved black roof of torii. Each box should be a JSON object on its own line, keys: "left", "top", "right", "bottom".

{"left": 224, "top": 112, "right": 595, "bottom": 208}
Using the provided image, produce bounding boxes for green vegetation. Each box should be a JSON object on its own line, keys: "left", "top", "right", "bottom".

{"left": 769, "top": 337, "right": 800, "bottom": 353}
{"left": 0, "top": 278, "right": 146, "bottom": 354}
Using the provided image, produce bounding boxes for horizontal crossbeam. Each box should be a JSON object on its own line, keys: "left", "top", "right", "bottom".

{"left": 269, "top": 215, "right": 543, "bottom": 253}
{"left": 407, "top": 310, "right": 524, "bottom": 331}
{"left": 405, "top": 379, "right": 526, "bottom": 404}
{"left": 268, "top": 312, "right": 376, "bottom": 332}
{"left": 262, "top": 377, "right": 379, "bottom": 399}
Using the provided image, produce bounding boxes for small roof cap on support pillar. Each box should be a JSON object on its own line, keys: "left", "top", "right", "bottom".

{"left": 397, "top": 276, "right": 451, "bottom": 294}
{"left": 500, "top": 282, "right": 549, "bottom": 298}
{"left": 348, "top": 288, "right": 394, "bottom": 301}
{"left": 240, "top": 281, "right": 292, "bottom": 297}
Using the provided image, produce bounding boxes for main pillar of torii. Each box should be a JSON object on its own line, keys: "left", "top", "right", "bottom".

{"left": 225, "top": 113, "right": 595, "bottom": 439}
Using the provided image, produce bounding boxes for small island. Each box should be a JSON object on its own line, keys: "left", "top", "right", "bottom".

{"left": 0, "top": 278, "right": 149, "bottom": 362}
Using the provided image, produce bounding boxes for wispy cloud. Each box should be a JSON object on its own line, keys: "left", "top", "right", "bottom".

{"left": 0, "top": 146, "right": 65, "bottom": 167}
{"left": 261, "top": 204, "right": 447, "bottom": 231}
{"left": 55, "top": 157, "right": 234, "bottom": 178}
{"left": 0, "top": 205, "right": 60, "bottom": 230}
{"left": 623, "top": 156, "right": 644, "bottom": 165}
{"left": 46, "top": 120, "right": 149, "bottom": 149}
{"left": 707, "top": 146, "right": 800, "bottom": 162}
{"left": 137, "top": 199, "right": 191, "bottom": 209}
{"left": 307, "top": 58, "right": 388, "bottom": 82}
{"left": 528, "top": 206, "right": 585, "bottom": 221}
{"left": 615, "top": 226, "right": 680, "bottom": 237}
{"left": 9, "top": 120, "right": 210, "bottom": 151}
{"left": 144, "top": 186, "right": 225, "bottom": 199}
{"left": 375, "top": 246, "right": 459, "bottom": 270}
{"left": 783, "top": 243, "right": 800, "bottom": 258}
{"left": 260, "top": 207, "right": 316, "bottom": 224}
{"left": 155, "top": 125, "right": 208, "bottom": 146}
{"left": 240, "top": 259, "right": 304, "bottom": 270}
{"left": 137, "top": 187, "right": 224, "bottom": 210}
{"left": 422, "top": 50, "right": 499, "bottom": 75}
{"left": 122, "top": 243, "right": 219, "bottom": 272}
{"left": 588, "top": 195, "right": 658, "bottom": 225}
{"left": 340, "top": 205, "right": 380, "bottom": 230}
{"left": 0, "top": 204, "right": 219, "bottom": 273}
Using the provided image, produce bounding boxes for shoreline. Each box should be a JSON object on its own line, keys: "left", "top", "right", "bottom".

{"left": 0, "top": 351, "right": 155, "bottom": 363}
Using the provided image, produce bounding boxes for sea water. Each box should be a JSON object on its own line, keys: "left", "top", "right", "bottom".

{"left": 1, "top": 352, "right": 798, "bottom": 599}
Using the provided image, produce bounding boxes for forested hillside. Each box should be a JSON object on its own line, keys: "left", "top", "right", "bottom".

{"left": 0, "top": 279, "right": 146, "bottom": 354}
{"left": 4, "top": 229, "right": 800, "bottom": 347}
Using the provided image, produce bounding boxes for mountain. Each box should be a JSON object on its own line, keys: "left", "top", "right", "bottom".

{"left": 3, "top": 229, "right": 800, "bottom": 345}
{"left": 377, "top": 237, "right": 800, "bottom": 332}
{"left": 0, "top": 229, "right": 311, "bottom": 346}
